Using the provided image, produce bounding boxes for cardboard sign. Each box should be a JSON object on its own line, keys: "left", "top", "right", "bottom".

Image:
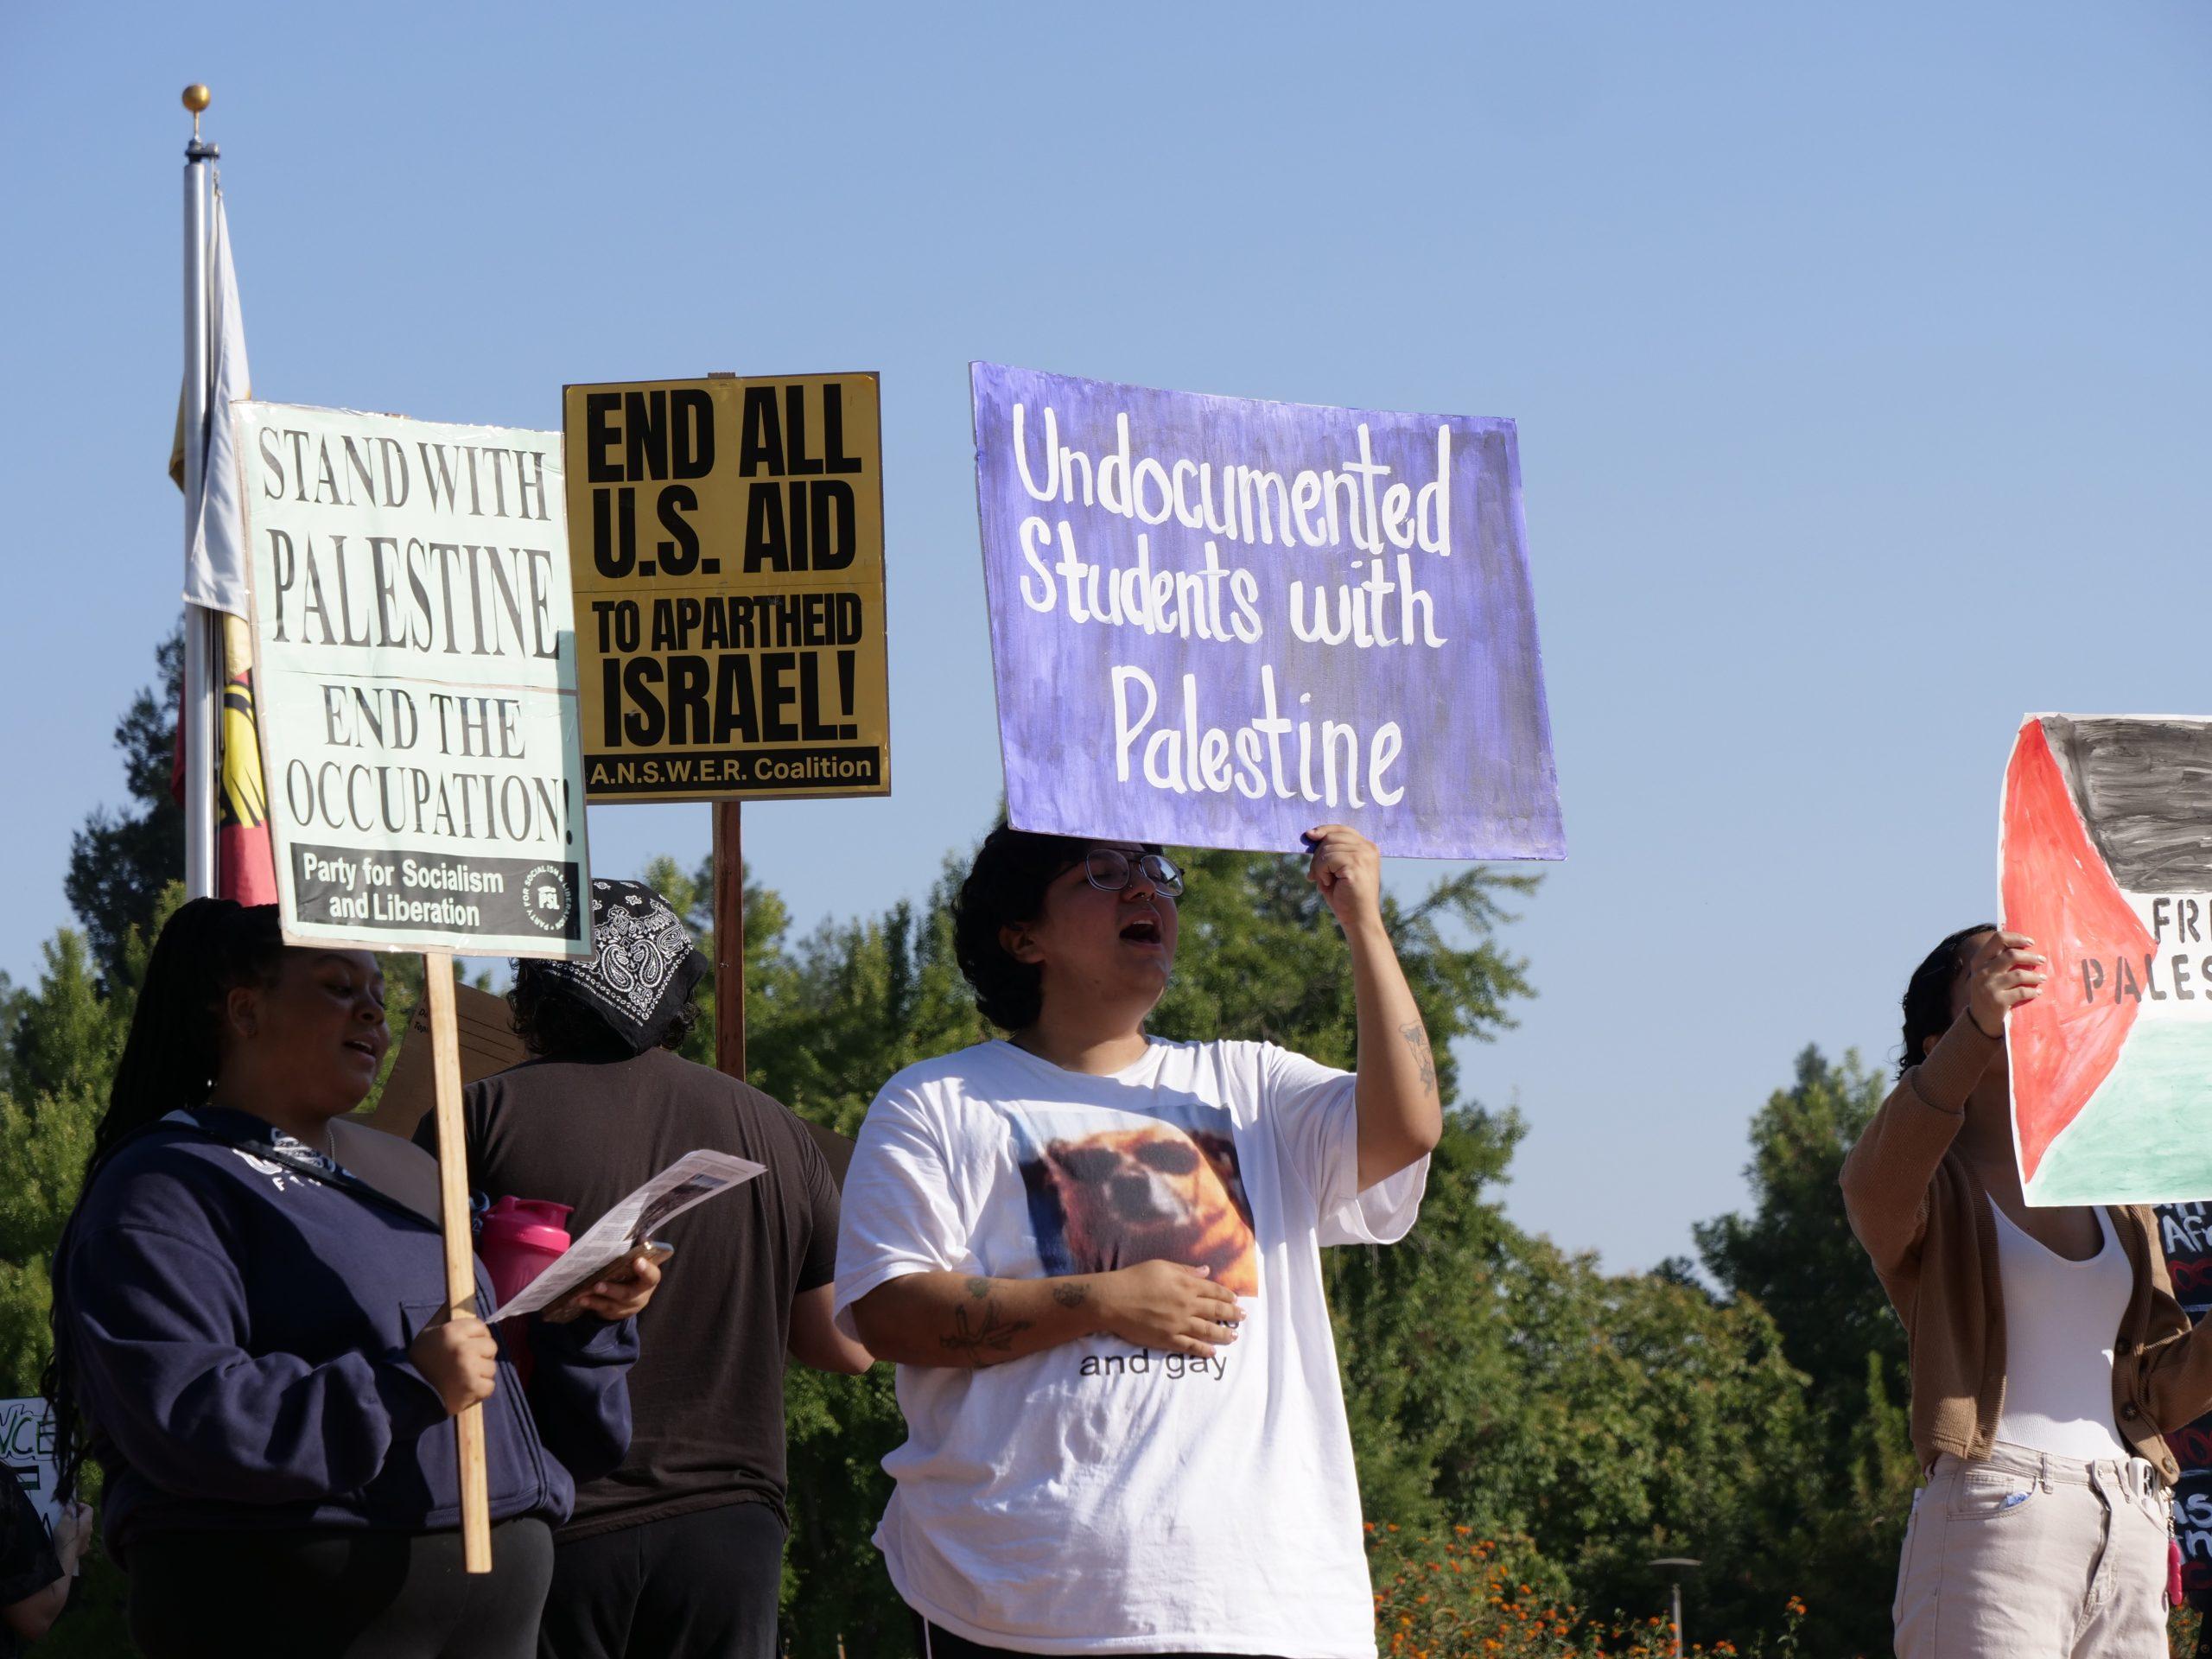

{"left": 1999, "top": 715, "right": 2212, "bottom": 1204}
{"left": 969, "top": 364, "right": 1563, "bottom": 860}
{"left": 238, "top": 404, "right": 591, "bottom": 957}
{"left": 361, "top": 982, "right": 528, "bottom": 1141}
{"left": 563, "top": 375, "right": 890, "bottom": 803}
{"left": 2, "top": 1397, "right": 60, "bottom": 1535}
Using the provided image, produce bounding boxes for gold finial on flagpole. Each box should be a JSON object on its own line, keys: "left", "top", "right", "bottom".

{"left": 182, "top": 85, "right": 211, "bottom": 142}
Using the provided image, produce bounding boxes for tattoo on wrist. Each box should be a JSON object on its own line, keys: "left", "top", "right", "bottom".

{"left": 1052, "top": 1281, "right": 1090, "bottom": 1308}
{"left": 964, "top": 1275, "right": 991, "bottom": 1299}
{"left": 1399, "top": 1021, "right": 1437, "bottom": 1096}
{"left": 941, "top": 1299, "right": 1033, "bottom": 1367}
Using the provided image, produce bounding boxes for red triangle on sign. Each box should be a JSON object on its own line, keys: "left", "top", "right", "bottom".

{"left": 1999, "top": 718, "right": 2151, "bottom": 1181}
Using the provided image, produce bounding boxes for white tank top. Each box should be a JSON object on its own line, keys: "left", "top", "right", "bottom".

{"left": 1987, "top": 1198, "right": 2133, "bottom": 1462}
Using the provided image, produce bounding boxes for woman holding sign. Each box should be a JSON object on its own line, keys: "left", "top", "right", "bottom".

{"left": 44, "top": 899, "right": 662, "bottom": 1659}
{"left": 1843, "top": 926, "right": 2212, "bottom": 1659}
{"left": 836, "top": 821, "right": 1438, "bottom": 1657}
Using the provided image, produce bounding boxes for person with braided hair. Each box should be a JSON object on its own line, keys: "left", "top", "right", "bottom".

{"left": 42, "top": 899, "right": 663, "bottom": 1659}
{"left": 1843, "top": 925, "right": 2212, "bottom": 1659}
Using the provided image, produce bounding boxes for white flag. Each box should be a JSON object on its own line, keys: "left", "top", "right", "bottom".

{"left": 183, "top": 188, "right": 252, "bottom": 616}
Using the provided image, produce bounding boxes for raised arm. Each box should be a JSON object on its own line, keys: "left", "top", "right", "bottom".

{"left": 848, "top": 1262, "right": 1241, "bottom": 1370}
{"left": 1304, "top": 825, "right": 1442, "bottom": 1191}
{"left": 1839, "top": 931, "right": 2041, "bottom": 1276}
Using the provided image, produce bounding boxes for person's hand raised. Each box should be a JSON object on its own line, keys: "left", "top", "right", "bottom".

{"left": 1093, "top": 1261, "right": 1243, "bottom": 1358}
{"left": 409, "top": 1310, "right": 499, "bottom": 1415}
{"left": 1304, "top": 824, "right": 1383, "bottom": 932}
{"left": 1967, "top": 930, "right": 2048, "bottom": 1039}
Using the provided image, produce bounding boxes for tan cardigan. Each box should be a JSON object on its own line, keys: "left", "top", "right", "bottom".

{"left": 1840, "top": 1013, "right": 2212, "bottom": 1481}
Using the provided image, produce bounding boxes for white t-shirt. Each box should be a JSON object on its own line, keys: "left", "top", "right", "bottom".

{"left": 834, "top": 1036, "right": 1427, "bottom": 1657}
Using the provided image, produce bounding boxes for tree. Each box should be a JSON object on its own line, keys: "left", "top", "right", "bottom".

{"left": 1694, "top": 1047, "right": 1902, "bottom": 1405}
{"left": 65, "top": 630, "right": 184, "bottom": 984}
{"left": 1693, "top": 1046, "right": 1916, "bottom": 1659}
{"left": 0, "top": 903, "right": 172, "bottom": 1656}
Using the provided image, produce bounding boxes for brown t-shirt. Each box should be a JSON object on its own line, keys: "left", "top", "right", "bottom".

{"left": 429, "top": 1046, "right": 840, "bottom": 1536}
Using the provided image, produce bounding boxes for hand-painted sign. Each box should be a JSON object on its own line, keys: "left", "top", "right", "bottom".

{"left": 238, "top": 404, "right": 591, "bottom": 957}
{"left": 2157, "top": 1203, "right": 2212, "bottom": 1606}
{"left": 1, "top": 1397, "right": 60, "bottom": 1533}
{"left": 2000, "top": 715, "right": 2212, "bottom": 1204}
{"left": 563, "top": 375, "right": 889, "bottom": 803}
{"left": 969, "top": 365, "right": 1563, "bottom": 860}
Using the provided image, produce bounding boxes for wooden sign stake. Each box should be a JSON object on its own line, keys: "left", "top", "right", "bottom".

{"left": 424, "top": 951, "right": 493, "bottom": 1573}
{"left": 712, "top": 801, "right": 747, "bottom": 1080}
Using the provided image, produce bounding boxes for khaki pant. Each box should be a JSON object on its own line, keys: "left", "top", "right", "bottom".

{"left": 1894, "top": 1445, "right": 2171, "bottom": 1659}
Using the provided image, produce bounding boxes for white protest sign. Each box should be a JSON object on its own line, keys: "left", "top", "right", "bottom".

{"left": 238, "top": 404, "right": 592, "bottom": 957}
{"left": 2, "top": 1397, "right": 60, "bottom": 1534}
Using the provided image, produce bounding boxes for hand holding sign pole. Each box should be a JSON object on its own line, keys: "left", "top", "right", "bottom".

{"left": 239, "top": 403, "right": 596, "bottom": 1572}
{"left": 425, "top": 954, "right": 492, "bottom": 1572}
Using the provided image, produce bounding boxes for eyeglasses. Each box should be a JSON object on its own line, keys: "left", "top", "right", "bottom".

{"left": 1080, "top": 849, "right": 1184, "bottom": 897}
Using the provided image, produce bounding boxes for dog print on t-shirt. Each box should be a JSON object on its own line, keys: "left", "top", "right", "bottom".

{"left": 1013, "top": 1102, "right": 1260, "bottom": 1296}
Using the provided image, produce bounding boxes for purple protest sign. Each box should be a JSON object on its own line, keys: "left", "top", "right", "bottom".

{"left": 969, "top": 364, "right": 1564, "bottom": 860}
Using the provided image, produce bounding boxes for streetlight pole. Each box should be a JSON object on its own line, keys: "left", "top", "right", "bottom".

{"left": 1649, "top": 1557, "right": 1702, "bottom": 1659}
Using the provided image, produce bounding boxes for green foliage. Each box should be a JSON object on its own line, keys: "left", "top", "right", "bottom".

{"left": 1694, "top": 1048, "right": 1902, "bottom": 1406}
{"left": 0, "top": 906, "right": 164, "bottom": 1398}
{"left": 64, "top": 629, "right": 185, "bottom": 985}
{"left": 0, "top": 892, "right": 183, "bottom": 1653}
{"left": 1693, "top": 1047, "right": 1914, "bottom": 1659}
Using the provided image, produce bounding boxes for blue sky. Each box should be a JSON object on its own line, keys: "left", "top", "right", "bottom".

{"left": 4, "top": 2, "right": 2207, "bottom": 1270}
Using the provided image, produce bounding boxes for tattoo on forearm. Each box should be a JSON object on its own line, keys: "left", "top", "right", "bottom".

{"left": 1399, "top": 1020, "right": 1436, "bottom": 1096}
{"left": 1052, "top": 1281, "right": 1090, "bottom": 1308}
{"left": 964, "top": 1275, "right": 992, "bottom": 1300}
{"left": 941, "top": 1299, "right": 1034, "bottom": 1367}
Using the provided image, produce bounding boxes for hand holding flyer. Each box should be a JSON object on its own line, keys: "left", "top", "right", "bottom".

{"left": 488, "top": 1149, "right": 764, "bottom": 1320}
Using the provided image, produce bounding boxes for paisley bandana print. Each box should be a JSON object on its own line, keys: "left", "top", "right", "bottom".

{"left": 531, "top": 879, "right": 709, "bottom": 1052}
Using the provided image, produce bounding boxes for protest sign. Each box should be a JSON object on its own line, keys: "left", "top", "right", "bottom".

{"left": 363, "top": 983, "right": 528, "bottom": 1141}
{"left": 969, "top": 364, "right": 1563, "bottom": 859}
{"left": 563, "top": 375, "right": 889, "bottom": 803}
{"left": 238, "top": 403, "right": 591, "bottom": 957}
{"left": 2157, "top": 1204, "right": 2212, "bottom": 1603}
{"left": 2, "top": 1398, "right": 60, "bottom": 1534}
{"left": 2000, "top": 715, "right": 2212, "bottom": 1205}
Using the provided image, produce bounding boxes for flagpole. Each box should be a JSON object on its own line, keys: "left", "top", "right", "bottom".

{"left": 181, "top": 86, "right": 219, "bottom": 899}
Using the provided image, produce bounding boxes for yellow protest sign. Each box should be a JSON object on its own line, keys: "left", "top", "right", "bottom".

{"left": 563, "top": 374, "right": 890, "bottom": 802}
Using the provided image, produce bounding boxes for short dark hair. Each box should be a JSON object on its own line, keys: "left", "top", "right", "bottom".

{"left": 508, "top": 966, "right": 700, "bottom": 1059}
{"left": 1899, "top": 924, "right": 1993, "bottom": 1076}
{"left": 953, "top": 822, "right": 1166, "bottom": 1031}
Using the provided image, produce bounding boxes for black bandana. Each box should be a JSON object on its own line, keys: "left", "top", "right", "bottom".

{"left": 531, "top": 880, "right": 708, "bottom": 1053}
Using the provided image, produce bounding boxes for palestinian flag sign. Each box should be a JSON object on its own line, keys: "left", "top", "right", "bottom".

{"left": 2002, "top": 715, "right": 2212, "bottom": 1205}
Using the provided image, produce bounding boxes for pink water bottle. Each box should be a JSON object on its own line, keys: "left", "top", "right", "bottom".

{"left": 479, "top": 1198, "right": 572, "bottom": 1383}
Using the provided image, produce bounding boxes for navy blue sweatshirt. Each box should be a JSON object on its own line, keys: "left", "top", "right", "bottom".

{"left": 54, "top": 1108, "right": 637, "bottom": 1557}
